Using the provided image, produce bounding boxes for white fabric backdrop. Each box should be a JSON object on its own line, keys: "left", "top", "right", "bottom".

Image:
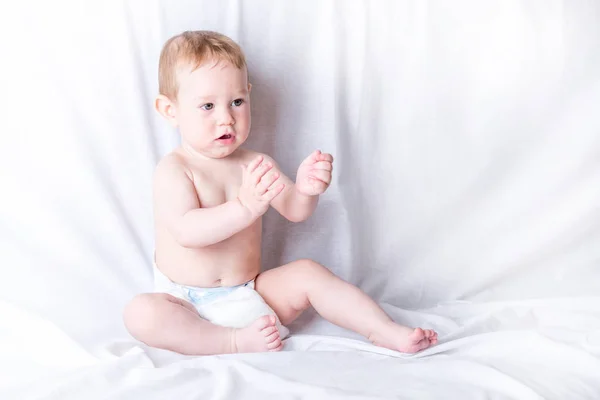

{"left": 1, "top": 0, "right": 599, "bottom": 398}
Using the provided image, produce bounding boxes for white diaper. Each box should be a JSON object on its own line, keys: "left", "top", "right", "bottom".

{"left": 153, "top": 264, "right": 289, "bottom": 338}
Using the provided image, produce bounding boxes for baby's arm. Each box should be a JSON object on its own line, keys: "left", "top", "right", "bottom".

{"left": 269, "top": 173, "right": 318, "bottom": 222}
{"left": 154, "top": 157, "right": 282, "bottom": 248}
{"left": 266, "top": 150, "right": 334, "bottom": 222}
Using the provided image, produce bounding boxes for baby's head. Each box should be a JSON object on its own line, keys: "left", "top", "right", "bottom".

{"left": 155, "top": 31, "right": 251, "bottom": 159}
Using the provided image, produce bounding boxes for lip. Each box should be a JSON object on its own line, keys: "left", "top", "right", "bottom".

{"left": 215, "top": 133, "right": 236, "bottom": 144}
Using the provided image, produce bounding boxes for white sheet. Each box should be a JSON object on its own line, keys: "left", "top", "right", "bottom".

{"left": 1, "top": 0, "right": 599, "bottom": 399}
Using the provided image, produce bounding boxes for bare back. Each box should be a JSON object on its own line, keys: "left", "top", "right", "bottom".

{"left": 154, "top": 148, "right": 262, "bottom": 287}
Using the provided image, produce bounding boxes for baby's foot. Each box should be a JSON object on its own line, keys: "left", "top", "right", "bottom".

{"left": 232, "top": 315, "right": 283, "bottom": 353}
{"left": 369, "top": 321, "right": 438, "bottom": 353}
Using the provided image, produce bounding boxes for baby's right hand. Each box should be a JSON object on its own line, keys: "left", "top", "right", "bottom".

{"left": 238, "top": 156, "right": 285, "bottom": 219}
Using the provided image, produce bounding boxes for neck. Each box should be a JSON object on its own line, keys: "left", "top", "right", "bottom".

{"left": 180, "top": 142, "right": 241, "bottom": 161}
{"left": 181, "top": 142, "right": 214, "bottom": 161}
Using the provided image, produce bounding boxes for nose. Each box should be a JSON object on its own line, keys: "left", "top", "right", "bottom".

{"left": 217, "top": 108, "right": 235, "bottom": 126}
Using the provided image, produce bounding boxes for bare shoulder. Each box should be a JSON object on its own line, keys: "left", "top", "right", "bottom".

{"left": 236, "top": 148, "right": 278, "bottom": 166}
{"left": 152, "top": 151, "right": 198, "bottom": 200}
{"left": 153, "top": 150, "right": 201, "bottom": 215}
{"left": 154, "top": 151, "right": 193, "bottom": 183}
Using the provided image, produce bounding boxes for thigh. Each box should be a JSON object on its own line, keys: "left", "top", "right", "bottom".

{"left": 124, "top": 292, "right": 200, "bottom": 329}
{"left": 255, "top": 258, "right": 333, "bottom": 325}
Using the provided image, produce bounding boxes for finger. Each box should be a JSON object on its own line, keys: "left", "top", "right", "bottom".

{"left": 251, "top": 161, "right": 273, "bottom": 185}
{"left": 265, "top": 183, "right": 285, "bottom": 201}
{"left": 256, "top": 171, "right": 280, "bottom": 194}
{"left": 301, "top": 150, "right": 320, "bottom": 165}
{"left": 318, "top": 153, "right": 333, "bottom": 163}
{"left": 308, "top": 178, "right": 328, "bottom": 193}
{"left": 247, "top": 156, "right": 264, "bottom": 173}
{"left": 311, "top": 161, "right": 333, "bottom": 172}
{"left": 309, "top": 170, "right": 331, "bottom": 184}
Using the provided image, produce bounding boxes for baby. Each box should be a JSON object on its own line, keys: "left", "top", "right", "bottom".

{"left": 123, "top": 30, "right": 438, "bottom": 355}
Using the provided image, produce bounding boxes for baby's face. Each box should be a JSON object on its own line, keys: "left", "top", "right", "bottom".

{"left": 175, "top": 60, "right": 251, "bottom": 159}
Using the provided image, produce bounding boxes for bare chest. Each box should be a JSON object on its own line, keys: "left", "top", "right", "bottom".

{"left": 190, "top": 165, "right": 242, "bottom": 208}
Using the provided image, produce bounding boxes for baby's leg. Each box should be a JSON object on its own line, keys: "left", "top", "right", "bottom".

{"left": 123, "top": 293, "right": 283, "bottom": 355}
{"left": 255, "top": 260, "right": 438, "bottom": 353}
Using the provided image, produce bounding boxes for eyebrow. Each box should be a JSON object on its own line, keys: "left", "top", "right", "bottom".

{"left": 193, "top": 95, "right": 215, "bottom": 102}
{"left": 193, "top": 90, "right": 248, "bottom": 102}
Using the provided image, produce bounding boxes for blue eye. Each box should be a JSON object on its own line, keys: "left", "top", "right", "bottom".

{"left": 232, "top": 99, "right": 244, "bottom": 107}
{"left": 201, "top": 103, "right": 214, "bottom": 111}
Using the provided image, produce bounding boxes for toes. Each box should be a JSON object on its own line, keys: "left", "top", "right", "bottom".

{"left": 416, "top": 328, "right": 438, "bottom": 343}
{"left": 427, "top": 331, "right": 438, "bottom": 345}
{"left": 267, "top": 338, "right": 282, "bottom": 350}
{"left": 253, "top": 315, "right": 276, "bottom": 330}
{"left": 419, "top": 338, "right": 431, "bottom": 351}
{"left": 264, "top": 331, "right": 280, "bottom": 344}
{"left": 269, "top": 343, "right": 283, "bottom": 352}
{"left": 261, "top": 326, "right": 278, "bottom": 336}
{"left": 411, "top": 327, "right": 426, "bottom": 341}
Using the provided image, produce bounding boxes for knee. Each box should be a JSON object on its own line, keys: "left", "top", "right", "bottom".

{"left": 294, "top": 259, "right": 333, "bottom": 280}
{"left": 123, "top": 293, "right": 170, "bottom": 339}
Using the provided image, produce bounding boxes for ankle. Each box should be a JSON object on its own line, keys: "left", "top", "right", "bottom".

{"left": 367, "top": 320, "right": 394, "bottom": 343}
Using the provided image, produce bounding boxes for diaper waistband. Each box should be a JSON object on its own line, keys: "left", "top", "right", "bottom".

{"left": 153, "top": 263, "right": 255, "bottom": 306}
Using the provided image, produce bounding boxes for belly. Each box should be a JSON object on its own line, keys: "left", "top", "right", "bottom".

{"left": 155, "top": 222, "right": 262, "bottom": 287}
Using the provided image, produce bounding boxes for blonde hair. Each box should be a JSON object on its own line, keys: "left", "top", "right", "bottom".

{"left": 158, "top": 30, "right": 246, "bottom": 100}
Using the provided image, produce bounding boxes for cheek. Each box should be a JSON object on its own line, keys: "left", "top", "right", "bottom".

{"left": 178, "top": 113, "right": 212, "bottom": 138}
{"left": 237, "top": 107, "right": 251, "bottom": 124}
{"left": 182, "top": 110, "right": 209, "bottom": 126}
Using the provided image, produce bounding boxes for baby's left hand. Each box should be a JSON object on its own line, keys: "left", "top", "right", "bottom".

{"left": 295, "top": 150, "right": 334, "bottom": 196}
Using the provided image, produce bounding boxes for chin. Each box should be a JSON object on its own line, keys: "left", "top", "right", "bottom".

{"left": 203, "top": 135, "right": 247, "bottom": 159}
{"left": 211, "top": 144, "right": 241, "bottom": 159}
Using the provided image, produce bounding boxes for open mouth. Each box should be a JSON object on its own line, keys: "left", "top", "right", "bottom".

{"left": 218, "top": 134, "right": 233, "bottom": 140}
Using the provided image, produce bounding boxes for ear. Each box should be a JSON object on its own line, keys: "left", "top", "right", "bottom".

{"left": 154, "top": 94, "right": 178, "bottom": 127}
{"left": 247, "top": 83, "right": 252, "bottom": 93}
